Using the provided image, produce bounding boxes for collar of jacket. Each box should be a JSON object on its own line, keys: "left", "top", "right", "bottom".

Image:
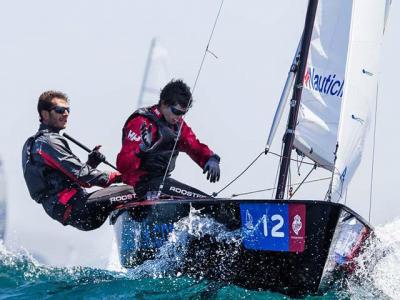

{"left": 38, "top": 123, "right": 61, "bottom": 134}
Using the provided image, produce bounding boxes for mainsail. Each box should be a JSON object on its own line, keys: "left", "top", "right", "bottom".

{"left": 291, "top": 0, "right": 390, "bottom": 201}
{"left": 137, "top": 38, "right": 170, "bottom": 108}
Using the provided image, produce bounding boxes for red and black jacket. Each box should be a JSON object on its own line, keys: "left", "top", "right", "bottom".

{"left": 22, "top": 124, "right": 119, "bottom": 205}
{"left": 117, "top": 105, "right": 215, "bottom": 187}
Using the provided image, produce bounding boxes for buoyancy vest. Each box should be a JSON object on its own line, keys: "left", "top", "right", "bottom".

{"left": 122, "top": 107, "right": 180, "bottom": 180}
{"left": 22, "top": 130, "right": 76, "bottom": 203}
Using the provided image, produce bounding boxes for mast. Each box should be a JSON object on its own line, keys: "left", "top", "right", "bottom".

{"left": 137, "top": 38, "right": 157, "bottom": 108}
{"left": 275, "top": 0, "right": 319, "bottom": 200}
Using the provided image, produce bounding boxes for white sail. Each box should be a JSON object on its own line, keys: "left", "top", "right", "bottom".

{"left": 292, "top": 0, "right": 389, "bottom": 202}
{"left": 137, "top": 38, "right": 170, "bottom": 108}
{"left": 293, "top": 0, "right": 354, "bottom": 171}
{"left": 330, "top": 0, "right": 390, "bottom": 202}
{"left": 0, "top": 158, "right": 6, "bottom": 240}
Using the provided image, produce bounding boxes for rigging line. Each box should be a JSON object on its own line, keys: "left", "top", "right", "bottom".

{"left": 192, "top": 0, "right": 225, "bottom": 95}
{"left": 271, "top": 143, "right": 284, "bottom": 198}
{"left": 231, "top": 176, "right": 330, "bottom": 198}
{"left": 213, "top": 150, "right": 264, "bottom": 197}
{"left": 156, "top": 0, "right": 225, "bottom": 196}
{"left": 288, "top": 164, "right": 317, "bottom": 200}
{"left": 287, "top": 161, "right": 292, "bottom": 198}
{"left": 214, "top": 146, "right": 342, "bottom": 198}
{"left": 268, "top": 151, "right": 314, "bottom": 166}
{"left": 368, "top": 85, "right": 379, "bottom": 223}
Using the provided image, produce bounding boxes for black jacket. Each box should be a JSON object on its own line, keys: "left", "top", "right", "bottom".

{"left": 22, "top": 124, "right": 115, "bottom": 204}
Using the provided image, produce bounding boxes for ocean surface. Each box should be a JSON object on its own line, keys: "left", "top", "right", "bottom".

{"left": 0, "top": 219, "right": 399, "bottom": 300}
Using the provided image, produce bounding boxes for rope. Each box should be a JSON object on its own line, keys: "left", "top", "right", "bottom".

{"left": 213, "top": 146, "right": 339, "bottom": 198}
{"left": 368, "top": 85, "right": 379, "bottom": 223}
{"left": 157, "top": 0, "right": 225, "bottom": 196}
{"left": 213, "top": 150, "right": 264, "bottom": 197}
{"left": 271, "top": 143, "right": 284, "bottom": 198}
{"left": 288, "top": 164, "right": 317, "bottom": 199}
{"left": 231, "top": 176, "right": 331, "bottom": 198}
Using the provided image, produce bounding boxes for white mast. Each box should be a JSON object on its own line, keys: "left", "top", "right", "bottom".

{"left": 137, "top": 38, "right": 170, "bottom": 108}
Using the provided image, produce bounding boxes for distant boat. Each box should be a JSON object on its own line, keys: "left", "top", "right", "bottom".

{"left": 0, "top": 157, "right": 7, "bottom": 240}
{"left": 136, "top": 38, "right": 170, "bottom": 108}
{"left": 111, "top": 1, "right": 392, "bottom": 297}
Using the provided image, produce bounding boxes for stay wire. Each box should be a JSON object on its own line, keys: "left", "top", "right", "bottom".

{"left": 231, "top": 176, "right": 330, "bottom": 198}
{"left": 288, "top": 163, "right": 317, "bottom": 200}
{"left": 368, "top": 85, "right": 379, "bottom": 223}
{"left": 214, "top": 147, "right": 333, "bottom": 198}
{"left": 213, "top": 150, "right": 264, "bottom": 197}
{"left": 271, "top": 143, "right": 284, "bottom": 198}
{"left": 157, "top": 0, "right": 225, "bottom": 196}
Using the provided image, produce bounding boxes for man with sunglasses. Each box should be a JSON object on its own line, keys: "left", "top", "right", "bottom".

{"left": 117, "top": 79, "right": 220, "bottom": 199}
{"left": 22, "top": 91, "right": 136, "bottom": 231}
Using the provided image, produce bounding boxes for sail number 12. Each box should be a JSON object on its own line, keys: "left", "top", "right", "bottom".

{"left": 240, "top": 203, "right": 306, "bottom": 252}
{"left": 263, "top": 214, "right": 285, "bottom": 237}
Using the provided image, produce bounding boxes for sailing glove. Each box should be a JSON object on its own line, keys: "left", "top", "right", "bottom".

{"left": 87, "top": 145, "right": 106, "bottom": 168}
{"left": 203, "top": 154, "right": 221, "bottom": 183}
{"left": 139, "top": 122, "right": 153, "bottom": 152}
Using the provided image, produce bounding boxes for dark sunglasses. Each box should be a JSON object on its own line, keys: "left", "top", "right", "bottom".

{"left": 169, "top": 106, "right": 186, "bottom": 116}
{"left": 50, "top": 106, "right": 70, "bottom": 114}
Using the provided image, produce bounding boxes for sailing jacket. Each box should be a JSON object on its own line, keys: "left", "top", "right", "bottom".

{"left": 22, "top": 124, "right": 120, "bottom": 205}
{"left": 117, "top": 105, "right": 215, "bottom": 187}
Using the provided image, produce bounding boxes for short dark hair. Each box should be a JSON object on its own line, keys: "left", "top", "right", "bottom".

{"left": 37, "top": 90, "right": 69, "bottom": 122}
{"left": 159, "top": 79, "right": 192, "bottom": 109}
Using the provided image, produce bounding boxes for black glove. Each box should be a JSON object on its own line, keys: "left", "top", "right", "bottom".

{"left": 139, "top": 122, "right": 153, "bottom": 152}
{"left": 203, "top": 154, "right": 221, "bottom": 183}
{"left": 87, "top": 145, "right": 106, "bottom": 168}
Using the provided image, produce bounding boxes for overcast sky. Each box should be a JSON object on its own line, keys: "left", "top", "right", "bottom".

{"left": 0, "top": 0, "right": 399, "bottom": 267}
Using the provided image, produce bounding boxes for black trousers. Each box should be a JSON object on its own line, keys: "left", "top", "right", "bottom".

{"left": 44, "top": 185, "right": 136, "bottom": 231}
{"left": 135, "top": 177, "right": 209, "bottom": 199}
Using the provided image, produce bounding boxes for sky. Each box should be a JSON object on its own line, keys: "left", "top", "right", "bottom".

{"left": 0, "top": 0, "right": 399, "bottom": 267}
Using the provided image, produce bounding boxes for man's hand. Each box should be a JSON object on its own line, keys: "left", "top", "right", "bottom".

{"left": 87, "top": 145, "right": 106, "bottom": 168}
{"left": 139, "top": 122, "right": 153, "bottom": 152}
{"left": 203, "top": 155, "right": 221, "bottom": 183}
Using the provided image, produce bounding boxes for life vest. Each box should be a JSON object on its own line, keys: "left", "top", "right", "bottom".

{"left": 22, "top": 130, "right": 74, "bottom": 203}
{"left": 122, "top": 106, "right": 180, "bottom": 180}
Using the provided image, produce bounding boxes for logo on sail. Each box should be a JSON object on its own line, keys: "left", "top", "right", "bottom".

{"left": 291, "top": 214, "right": 302, "bottom": 235}
{"left": 303, "top": 67, "right": 344, "bottom": 98}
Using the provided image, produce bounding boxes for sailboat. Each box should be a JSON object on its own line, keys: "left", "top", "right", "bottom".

{"left": 136, "top": 38, "right": 170, "bottom": 108}
{"left": 111, "top": 0, "right": 391, "bottom": 296}
{"left": 0, "top": 157, "right": 7, "bottom": 241}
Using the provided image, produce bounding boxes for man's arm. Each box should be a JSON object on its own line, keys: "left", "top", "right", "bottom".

{"left": 116, "top": 116, "right": 157, "bottom": 185}
{"left": 35, "top": 134, "right": 119, "bottom": 188}
{"left": 178, "top": 121, "right": 214, "bottom": 168}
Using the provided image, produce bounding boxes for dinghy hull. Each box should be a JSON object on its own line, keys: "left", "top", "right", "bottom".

{"left": 111, "top": 199, "right": 370, "bottom": 296}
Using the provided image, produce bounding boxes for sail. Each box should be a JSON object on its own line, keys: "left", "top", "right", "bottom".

{"left": 293, "top": 0, "right": 354, "bottom": 171}
{"left": 0, "top": 158, "right": 6, "bottom": 240}
{"left": 137, "top": 38, "right": 170, "bottom": 108}
{"left": 293, "top": 0, "right": 389, "bottom": 190}
{"left": 330, "top": 0, "right": 390, "bottom": 202}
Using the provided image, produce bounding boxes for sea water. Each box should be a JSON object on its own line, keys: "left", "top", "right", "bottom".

{"left": 1, "top": 218, "right": 399, "bottom": 299}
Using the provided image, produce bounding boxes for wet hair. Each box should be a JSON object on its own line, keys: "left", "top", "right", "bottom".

{"left": 37, "top": 90, "right": 69, "bottom": 122}
{"left": 159, "top": 79, "right": 192, "bottom": 109}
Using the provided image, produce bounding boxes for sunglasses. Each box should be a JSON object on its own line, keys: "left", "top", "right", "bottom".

{"left": 169, "top": 106, "right": 186, "bottom": 116}
{"left": 50, "top": 106, "right": 70, "bottom": 114}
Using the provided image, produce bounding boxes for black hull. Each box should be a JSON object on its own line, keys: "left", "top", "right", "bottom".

{"left": 111, "top": 199, "right": 371, "bottom": 297}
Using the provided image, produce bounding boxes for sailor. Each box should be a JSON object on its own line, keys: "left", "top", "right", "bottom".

{"left": 117, "top": 79, "right": 220, "bottom": 199}
{"left": 22, "top": 91, "right": 136, "bottom": 231}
